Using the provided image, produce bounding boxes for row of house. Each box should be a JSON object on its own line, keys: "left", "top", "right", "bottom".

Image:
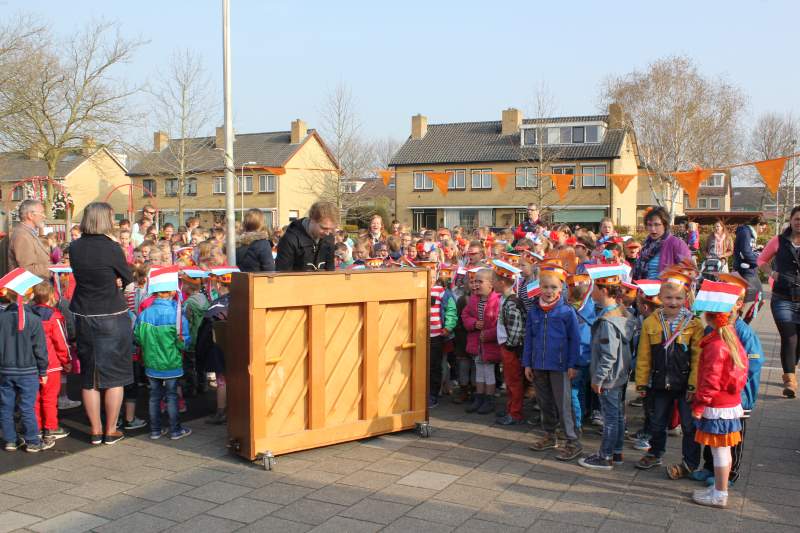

{"left": 0, "top": 105, "right": 764, "bottom": 234}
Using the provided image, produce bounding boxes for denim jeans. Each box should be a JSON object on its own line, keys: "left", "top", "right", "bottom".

{"left": 148, "top": 377, "right": 180, "bottom": 435}
{"left": 648, "top": 388, "right": 700, "bottom": 469}
{"left": 599, "top": 385, "right": 625, "bottom": 458}
{"left": 570, "top": 365, "right": 589, "bottom": 430}
{"left": 0, "top": 373, "right": 42, "bottom": 445}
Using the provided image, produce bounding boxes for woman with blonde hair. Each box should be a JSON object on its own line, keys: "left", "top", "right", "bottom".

{"left": 706, "top": 220, "right": 733, "bottom": 272}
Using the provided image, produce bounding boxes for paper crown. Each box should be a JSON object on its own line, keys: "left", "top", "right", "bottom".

{"left": 148, "top": 265, "right": 181, "bottom": 294}
{"left": 365, "top": 258, "right": 385, "bottom": 268}
{"left": 716, "top": 273, "right": 749, "bottom": 296}
{"left": 692, "top": 279, "right": 742, "bottom": 313}
{"left": 48, "top": 265, "right": 72, "bottom": 274}
{"left": 438, "top": 264, "right": 456, "bottom": 278}
{"left": 635, "top": 279, "right": 662, "bottom": 297}
{"left": 0, "top": 268, "right": 44, "bottom": 296}
{"left": 180, "top": 268, "right": 208, "bottom": 285}
{"left": 415, "top": 260, "right": 438, "bottom": 271}
{"left": 210, "top": 266, "right": 240, "bottom": 277}
{"left": 538, "top": 261, "right": 567, "bottom": 282}
{"left": 467, "top": 266, "right": 486, "bottom": 280}
{"left": 659, "top": 268, "right": 692, "bottom": 290}
{"left": 174, "top": 246, "right": 193, "bottom": 256}
{"left": 584, "top": 263, "right": 625, "bottom": 281}
{"left": 500, "top": 253, "right": 521, "bottom": 267}
{"left": 521, "top": 250, "right": 544, "bottom": 263}
{"left": 624, "top": 240, "right": 642, "bottom": 249}
{"left": 621, "top": 281, "right": 638, "bottom": 292}
{"left": 492, "top": 259, "right": 521, "bottom": 280}
{"left": 566, "top": 274, "right": 591, "bottom": 287}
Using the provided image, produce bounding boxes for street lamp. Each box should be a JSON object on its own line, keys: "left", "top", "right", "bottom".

{"left": 241, "top": 161, "right": 257, "bottom": 220}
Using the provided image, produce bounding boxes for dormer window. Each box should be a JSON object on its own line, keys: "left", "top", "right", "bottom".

{"left": 521, "top": 123, "right": 604, "bottom": 146}
{"left": 701, "top": 173, "right": 725, "bottom": 187}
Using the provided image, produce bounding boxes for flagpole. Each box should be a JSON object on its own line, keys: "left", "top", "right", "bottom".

{"left": 222, "top": 0, "right": 236, "bottom": 265}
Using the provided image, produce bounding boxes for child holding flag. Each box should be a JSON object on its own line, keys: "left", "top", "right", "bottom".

{"left": 492, "top": 260, "right": 527, "bottom": 425}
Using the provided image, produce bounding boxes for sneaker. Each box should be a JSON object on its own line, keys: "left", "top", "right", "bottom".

{"left": 690, "top": 469, "right": 714, "bottom": 482}
{"left": 692, "top": 488, "right": 728, "bottom": 508}
{"left": 57, "top": 398, "right": 81, "bottom": 410}
{"left": 529, "top": 433, "right": 558, "bottom": 452}
{"left": 25, "top": 439, "right": 55, "bottom": 453}
{"left": 477, "top": 397, "right": 495, "bottom": 415}
{"left": 666, "top": 461, "right": 692, "bottom": 480}
{"left": 43, "top": 427, "right": 70, "bottom": 440}
{"left": 170, "top": 427, "right": 192, "bottom": 440}
{"left": 89, "top": 434, "right": 103, "bottom": 445}
{"left": 178, "top": 398, "right": 187, "bottom": 414}
{"left": 578, "top": 453, "right": 612, "bottom": 470}
{"left": 632, "top": 438, "right": 651, "bottom": 451}
{"left": 612, "top": 453, "right": 624, "bottom": 466}
{"left": 124, "top": 417, "right": 147, "bottom": 430}
{"left": 628, "top": 397, "right": 644, "bottom": 407}
{"left": 693, "top": 485, "right": 714, "bottom": 500}
{"left": 496, "top": 414, "right": 524, "bottom": 426}
{"left": 428, "top": 395, "right": 439, "bottom": 409}
{"left": 205, "top": 411, "right": 227, "bottom": 425}
{"left": 556, "top": 441, "right": 583, "bottom": 462}
{"left": 150, "top": 429, "right": 167, "bottom": 440}
{"left": 103, "top": 432, "right": 125, "bottom": 445}
{"left": 590, "top": 410, "right": 603, "bottom": 426}
{"left": 4, "top": 438, "right": 24, "bottom": 451}
{"left": 465, "top": 394, "right": 484, "bottom": 414}
{"left": 635, "top": 454, "right": 663, "bottom": 470}
{"left": 667, "top": 426, "right": 683, "bottom": 437}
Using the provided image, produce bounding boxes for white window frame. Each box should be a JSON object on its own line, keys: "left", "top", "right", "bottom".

{"left": 470, "top": 168, "right": 492, "bottom": 190}
{"left": 709, "top": 197, "right": 720, "bottom": 210}
{"left": 184, "top": 178, "right": 197, "bottom": 196}
{"left": 585, "top": 125, "right": 600, "bottom": 143}
{"left": 238, "top": 175, "right": 253, "bottom": 193}
{"left": 581, "top": 165, "right": 607, "bottom": 189}
{"left": 572, "top": 126, "right": 585, "bottom": 144}
{"left": 213, "top": 176, "right": 225, "bottom": 194}
{"left": 413, "top": 171, "right": 433, "bottom": 191}
{"left": 551, "top": 165, "right": 576, "bottom": 189}
{"left": 701, "top": 173, "right": 725, "bottom": 188}
{"left": 522, "top": 128, "right": 537, "bottom": 145}
{"left": 259, "top": 174, "right": 276, "bottom": 193}
{"left": 446, "top": 169, "right": 466, "bottom": 190}
{"left": 697, "top": 198, "right": 708, "bottom": 209}
{"left": 288, "top": 210, "right": 300, "bottom": 221}
{"left": 515, "top": 167, "right": 538, "bottom": 189}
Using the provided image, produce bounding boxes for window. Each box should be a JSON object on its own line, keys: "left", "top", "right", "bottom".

{"left": 388, "top": 178, "right": 396, "bottom": 190}
{"left": 547, "top": 127, "right": 560, "bottom": 144}
{"left": 697, "top": 198, "right": 708, "bottom": 209}
{"left": 11, "top": 186, "right": 23, "bottom": 201}
{"left": 259, "top": 174, "right": 276, "bottom": 193}
{"left": 581, "top": 165, "right": 607, "bottom": 188}
{"left": 184, "top": 178, "right": 197, "bottom": 196}
{"left": 559, "top": 127, "right": 572, "bottom": 144}
{"left": 142, "top": 179, "right": 156, "bottom": 197}
{"left": 523, "top": 129, "right": 537, "bottom": 145}
{"left": 515, "top": 209, "right": 528, "bottom": 226}
{"left": 709, "top": 197, "right": 720, "bottom": 209}
{"left": 515, "top": 167, "right": 538, "bottom": 189}
{"left": 288, "top": 210, "right": 299, "bottom": 221}
{"left": 447, "top": 169, "right": 466, "bottom": 190}
{"left": 413, "top": 171, "right": 433, "bottom": 191}
{"left": 551, "top": 166, "right": 576, "bottom": 189}
{"left": 460, "top": 209, "right": 478, "bottom": 229}
{"left": 238, "top": 175, "right": 253, "bottom": 193}
{"left": 586, "top": 125, "right": 600, "bottom": 143}
{"left": 572, "top": 126, "right": 585, "bottom": 143}
{"left": 341, "top": 181, "right": 359, "bottom": 193}
{"left": 213, "top": 176, "right": 225, "bottom": 194}
{"left": 470, "top": 169, "right": 492, "bottom": 190}
{"left": 165, "top": 178, "right": 179, "bottom": 197}
{"left": 702, "top": 173, "right": 725, "bottom": 187}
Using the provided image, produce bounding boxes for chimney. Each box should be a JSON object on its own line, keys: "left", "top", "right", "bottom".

{"left": 26, "top": 144, "right": 43, "bottom": 160}
{"left": 411, "top": 114, "right": 427, "bottom": 140}
{"left": 153, "top": 131, "right": 169, "bottom": 152}
{"left": 81, "top": 136, "right": 97, "bottom": 156}
{"left": 501, "top": 108, "right": 522, "bottom": 136}
{"left": 291, "top": 119, "right": 307, "bottom": 144}
{"left": 608, "top": 102, "right": 624, "bottom": 129}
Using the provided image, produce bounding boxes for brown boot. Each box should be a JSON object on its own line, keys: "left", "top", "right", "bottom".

{"left": 783, "top": 373, "right": 797, "bottom": 398}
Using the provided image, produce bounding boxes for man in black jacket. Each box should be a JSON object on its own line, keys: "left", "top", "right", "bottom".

{"left": 275, "top": 201, "right": 338, "bottom": 272}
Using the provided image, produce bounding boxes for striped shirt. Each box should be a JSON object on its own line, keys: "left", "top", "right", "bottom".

{"left": 517, "top": 276, "right": 536, "bottom": 311}
{"left": 430, "top": 286, "right": 445, "bottom": 337}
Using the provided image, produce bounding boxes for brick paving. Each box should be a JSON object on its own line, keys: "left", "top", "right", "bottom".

{"left": 0, "top": 306, "right": 797, "bottom": 532}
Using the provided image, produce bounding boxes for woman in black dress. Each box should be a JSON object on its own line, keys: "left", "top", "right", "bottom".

{"left": 69, "top": 202, "right": 133, "bottom": 445}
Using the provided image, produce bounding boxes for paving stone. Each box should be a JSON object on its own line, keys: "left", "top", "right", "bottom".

{"left": 338, "top": 470, "right": 400, "bottom": 491}
{"left": 247, "top": 481, "right": 313, "bottom": 505}
{"left": 11, "top": 479, "right": 71, "bottom": 500}
{"left": 733, "top": 519, "right": 800, "bottom": 533}
{"left": 142, "top": 495, "right": 217, "bottom": 522}
{"left": 473, "top": 500, "right": 543, "bottom": 528}
{"left": 220, "top": 470, "right": 278, "bottom": 489}
{"left": 306, "top": 483, "right": 374, "bottom": 506}
{"left": 106, "top": 466, "right": 171, "bottom": 485}
{"left": 360, "top": 435, "right": 410, "bottom": 451}
{"left": 406, "top": 499, "right": 475, "bottom": 526}
{"left": 0, "top": 511, "right": 41, "bottom": 533}
{"left": 539, "top": 501, "right": 611, "bottom": 527}
{"left": 124, "top": 479, "right": 193, "bottom": 502}
{"left": 433, "top": 483, "right": 501, "bottom": 508}
{"left": 559, "top": 480, "right": 624, "bottom": 508}
{"left": 741, "top": 499, "right": 800, "bottom": 527}
{"left": 94, "top": 511, "right": 175, "bottom": 533}
{"left": 206, "top": 496, "right": 279, "bottom": 523}
{"left": 598, "top": 518, "right": 666, "bottom": 532}
{"left": 0, "top": 493, "right": 29, "bottom": 512}
{"left": 271, "top": 498, "right": 346, "bottom": 526}
{"left": 12, "top": 492, "right": 91, "bottom": 519}
{"left": 237, "top": 516, "right": 312, "bottom": 533}
{"left": 457, "top": 517, "right": 525, "bottom": 532}
{"left": 78, "top": 493, "right": 152, "bottom": 520}
{"left": 63, "top": 478, "right": 135, "bottom": 501}
{"left": 182, "top": 480, "right": 252, "bottom": 504}
{"left": 307, "top": 516, "right": 382, "bottom": 533}
{"left": 397, "top": 470, "right": 458, "bottom": 491}
{"left": 496, "top": 484, "right": 561, "bottom": 509}
{"left": 380, "top": 516, "right": 455, "bottom": 533}
{"left": 417, "top": 458, "right": 475, "bottom": 476}
{"left": 307, "top": 457, "right": 372, "bottom": 475}
{"left": 363, "top": 458, "right": 420, "bottom": 476}
{"left": 528, "top": 519, "right": 596, "bottom": 533}
{"left": 339, "top": 497, "right": 412, "bottom": 524}
{"left": 390, "top": 445, "right": 446, "bottom": 462}
{"left": 162, "top": 467, "right": 229, "bottom": 487}
{"left": 371, "top": 483, "right": 438, "bottom": 506}
{"left": 28, "top": 511, "right": 107, "bottom": 533}
{"left": 334, "top": 445, "right": 392, "bottom": 462}
{"left": 49, "top": 465, "right": 119, "bottom": 484}
{"left": 161, "top": 513, "right": 242, "bottom": 533}
{"left": 458, "top": 469, "right": 518, "bottom": 492}
{"left": 280, "top": 468, "right": 344, "bottom": 489}
{"left": 609, "top": 500, "right": 675, "bottom": 525}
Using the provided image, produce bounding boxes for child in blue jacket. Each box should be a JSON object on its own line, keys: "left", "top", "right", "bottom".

{"left": 524, "top": 263, "right": 582, "bottom": 461}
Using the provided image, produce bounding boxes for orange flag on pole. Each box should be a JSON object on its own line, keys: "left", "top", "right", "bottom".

{"left": 550, "top": 173, "right": 574, "bottom": 201}
{"left": 609, "top": 174, "right": 636, "bottom": 194}
{"left": 428, "top": 172, "right": 450, "bottom": 196}
{"left": 377, "top": 170, "right": 394, "bottom": 186}
{"left": 672, "top": 168, "right": 712, "bottom": 208}
{"left": 754, "top": 157, "right": 787, "bottom": 195}
{"left": 491, "top": 171, "right": 514, "bottom": 190}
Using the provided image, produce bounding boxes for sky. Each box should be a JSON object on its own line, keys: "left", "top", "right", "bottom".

{"left": 10, "top": 0, "right": 800, "bottom": 146}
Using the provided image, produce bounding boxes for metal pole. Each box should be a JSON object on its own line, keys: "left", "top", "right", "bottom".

{"left": 222, "top": 0, "right": 236, "bottom": 265}
{"left": 792, "top": 140, "right": 797, "bottom": 209}
{"left": 240, "top": 164, "right": 244, "bottom": 221}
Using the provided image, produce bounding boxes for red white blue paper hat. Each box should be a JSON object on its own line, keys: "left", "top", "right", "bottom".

{"left": 634, "top": 279, "right": 662, "bottom": 298}
{"left": 210, "top": 266, "right": 240, "bottom": 277}
{"left": 49, "top": 265, "right": 72, "bottom": 299}
{"left": 584, "top": 263, "right": 625, "bottom": 281}
{"left": 692, "top": 280, "right": 741, "bottom": 313}
{"left": 0, "top": 268, "right": 44, "bottom": 330}
{"left": 180, "top": 268, "right": 208, "bottom": 279}
{"left": 492, "top": 259, "right": 521, "bottom": 280}
{"left": 148, "top": 265, "right": 181, "bottom": 294}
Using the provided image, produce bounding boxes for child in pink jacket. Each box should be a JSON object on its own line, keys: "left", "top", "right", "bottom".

{"left": 461, "top": 268, "right": 501, "bottom": 415}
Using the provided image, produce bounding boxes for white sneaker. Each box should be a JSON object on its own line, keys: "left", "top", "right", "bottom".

{"left": 693, "top": 489, "right": 727, "bottom": 508}
{"left": 58, "top": 398, "right": 82, "bottom": 410}
{"left": 693, "top": 486, "right": 714, "bottom": 500}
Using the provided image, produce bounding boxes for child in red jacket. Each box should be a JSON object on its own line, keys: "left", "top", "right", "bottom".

{"left": 30, "top": 282, "right": 71, "bottom": 440}
{"left": 461, "top": 268, "right": 501, "bottom": 415}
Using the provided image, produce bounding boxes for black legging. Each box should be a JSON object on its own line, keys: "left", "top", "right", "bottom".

{"left": 776, "top": 321, "right": 800, "bottom": 373}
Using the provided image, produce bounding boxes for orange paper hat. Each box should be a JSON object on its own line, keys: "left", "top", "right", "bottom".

{"left": 659, "top": 269, "right": 692, "bottom": 291}
{"left": 415, "top": 260, "right": 438, "bottom": 271}
{"left": 501, "top": 253, "right": 521, "bottom": 266}
{"left": 717, "top": 272, "right": 749, "bottom": 297}
{"left": 566, "top": 274, "right": 592, "bottom": 287}
{"left": 365, "top": 258, "right": 385, "bottom": 268}
{"left": 539, "top": 261, "right": 567, "bottom": 282}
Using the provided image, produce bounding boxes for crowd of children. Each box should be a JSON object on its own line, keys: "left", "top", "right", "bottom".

{"left": 0, "top": 211, "right": 766, "bottom": 509}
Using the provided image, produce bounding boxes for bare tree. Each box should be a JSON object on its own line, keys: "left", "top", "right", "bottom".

{"left": 147, "top": 49, "right": 217, "bottom": 225}
{"left": 0, "top": 15, "right": 47, "bottom": 120}
{"left": 0, "top": 19, "right": 144, "bottom": 211}
{"left": 601, "top": 55, "right": 747, "bottom": 219}
{"left": 748, "top": 112, "right": 799, "bottom": 224}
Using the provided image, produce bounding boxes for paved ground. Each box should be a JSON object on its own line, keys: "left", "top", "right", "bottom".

{"left": 0, "top": 305, "right": 797, "bottom": 532}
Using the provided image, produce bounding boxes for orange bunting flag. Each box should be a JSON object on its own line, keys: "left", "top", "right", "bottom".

{"left": 491, "top": 171, "right": 514, "bottom": 190}
{"left": 263, "top": 166, "right": 286, "bottom": 175}
{"left": 609, "top": 174, "right": 636, "bottom": 194}
{"left": 672, "top": 168, "right": 712, "bottom": 208}
{"left": 550, "top": 173, "right": 574, "bottom": 201}
{"left": 754, "top": 157, "right": 787, "bottom": 195}
{"left": 377, "top": 170, "right": 395, "bottom": 186}
{"left": 428, "top": 172, "right": 450, "bottom": 196}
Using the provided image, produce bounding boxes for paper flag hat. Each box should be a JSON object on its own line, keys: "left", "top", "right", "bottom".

{"left": 180, "top": 268, "right": 208, "bottom": 279}
{"left": 584, "top": 263, "right": 625, "bottom": 281}
{"left": 48, "top": 265, "right": 72, "bottom": 274}
{"left": 148, "top": 265, "right": 180, "bottom": 294}
{"left": 566, "top": 274, "right": 591, "bottom": 287}
{"left": 210, "top": 266, "right": 240, "bottom": 277}
{"left": 492, "top": 259, "right": 521, "bottom": 280}
{"left": 634, "top": 279, "right": 662, "bottom": 297}
{"left": 692, "top": 280, "right": 742, "bottom": 313}
{"left": 0, "top": 268, "right": 44, "bottom": 330}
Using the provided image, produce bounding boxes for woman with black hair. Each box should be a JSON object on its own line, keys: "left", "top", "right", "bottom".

{"left": 631, "top": 207, "right": 691, "bottom": 281}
